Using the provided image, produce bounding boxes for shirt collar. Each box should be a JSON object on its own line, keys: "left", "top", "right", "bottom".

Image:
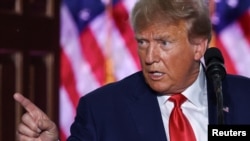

{"left": 182, "top": 64, "right": 207, "bottom": 107}
{"left": 157, "top": 64, "right": 207, "bottom": 107}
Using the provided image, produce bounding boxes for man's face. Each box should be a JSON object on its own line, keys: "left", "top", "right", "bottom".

{"left": 135, "top": 20, "right": 205, "bottom": 94}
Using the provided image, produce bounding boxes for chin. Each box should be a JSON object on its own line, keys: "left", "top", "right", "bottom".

{"left": 149, "top": 84, "right": 167, "bottom": 93}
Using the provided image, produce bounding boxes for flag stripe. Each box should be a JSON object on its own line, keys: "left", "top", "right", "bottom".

{"left": 112, "top": 2, "right": 140, "bottom": 69}
{"left": 59, "top": 86, "right": 76, "bottom": 138}
{"left": 80, "top": 27, "right": 106, "bottom": 85}
{"left": 60, "top": 50, "right": 80, "bottom": 108}
{"left": 238, "top": 11, "right": 250, "bottom": 45}
{"left": 216, "top": 38, "right": 237, "bottom": 74}
{"left": 89, "top": 10, "right": 139, "bottom": 81}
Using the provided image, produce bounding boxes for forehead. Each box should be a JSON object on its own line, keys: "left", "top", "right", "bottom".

{"left": 135, "top": 20, "right": 187, "bottom": 37}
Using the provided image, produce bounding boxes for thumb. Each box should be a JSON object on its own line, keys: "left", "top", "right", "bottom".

{"left": 38, "top": 119, "right": 59, "bottom": 137}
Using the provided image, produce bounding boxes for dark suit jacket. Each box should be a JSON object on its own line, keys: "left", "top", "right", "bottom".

{"left": 67, "top": 71, "right": 250, "bottom": 141}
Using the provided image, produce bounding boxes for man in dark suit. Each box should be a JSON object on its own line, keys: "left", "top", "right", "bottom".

{"left": 14, "top": 0, "right": 250, "bottom": 140}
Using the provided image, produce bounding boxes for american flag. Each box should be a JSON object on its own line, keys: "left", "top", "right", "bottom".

{"left": 210, "top": 0, "right": 250, "bottom": 76}
{"left": 59, "top": 0, "right": 139, "bottom": 140}
{"left": 59, "top": 0, "right": 250, "bottom": 140}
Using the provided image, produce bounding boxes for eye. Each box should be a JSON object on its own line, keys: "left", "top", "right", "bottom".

{"left": 161, "top": 40, "right": 168, "bottom": 46}
{"left": 137, "top": 39, "right": 149, "bottom": 48}
{"left": 159, "top": 40, "right": 170, "bottom": 48}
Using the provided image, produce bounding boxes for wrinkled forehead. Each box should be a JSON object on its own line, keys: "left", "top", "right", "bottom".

{"left": 135, "top": 19, "right": 188, "bottom": 39}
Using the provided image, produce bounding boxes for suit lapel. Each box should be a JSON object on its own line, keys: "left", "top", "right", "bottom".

{"left": 127, "top": 78, "right": 167, "bottom": 141}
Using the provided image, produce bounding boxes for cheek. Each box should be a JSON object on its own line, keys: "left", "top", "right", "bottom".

{"left": 163, "top": 49, "right": 193, "bottom": 74}
{"left": 161, "top": 53, "right": 183, "bottom": 80}
{"left": 174, "top": 53, "right": 194, "bottom": 79}
{"left": 161, "top": 50, "right": 179, "bottom": 65}
{"left": 138, "top": 50, "right": 145, "bottom": 62}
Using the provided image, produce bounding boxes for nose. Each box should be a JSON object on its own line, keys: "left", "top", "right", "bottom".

{"left": 145, "top": 45, "right": 160, "bottom": 64}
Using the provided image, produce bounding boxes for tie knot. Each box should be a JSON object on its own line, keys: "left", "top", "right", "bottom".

{"left": 169, "top": 94, "right": 187, "bottom": 107}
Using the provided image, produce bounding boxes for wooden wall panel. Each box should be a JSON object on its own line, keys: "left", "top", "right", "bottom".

{"left": 0, "top": 51, "right": 23, "bottom": 141}
{"left": 0, "top": 0, "right": 60, "bottom": 140}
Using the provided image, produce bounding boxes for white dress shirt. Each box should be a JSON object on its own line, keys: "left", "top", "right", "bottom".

{"left": 157, "top": 65, "right": 208, "bottom": 141}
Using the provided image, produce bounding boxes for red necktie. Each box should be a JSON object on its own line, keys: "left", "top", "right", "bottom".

{"left": 169, "top": 94, "right": 196, "bottom": 141}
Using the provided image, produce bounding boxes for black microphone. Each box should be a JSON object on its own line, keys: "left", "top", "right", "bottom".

{"left": 204, "top": 47, "right": 226, "bottom": 81}
{"left": 204, "top": 47, "right": 226, "bottom": 124}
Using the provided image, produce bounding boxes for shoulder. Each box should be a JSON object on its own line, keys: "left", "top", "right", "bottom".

{"left": 224, "top": 74, "right": 250, "bottom": 85}
{"left": 223, "top": 74, "right": 250, "bottom": 93}
{"left": 75, "top": 71, "right": 149, "bottom": 113}
{"left": 89, "top": 71, "right": 144, "bottom": 94}
{"left": 79, "top": 71, "right": 145, "bottom": 102}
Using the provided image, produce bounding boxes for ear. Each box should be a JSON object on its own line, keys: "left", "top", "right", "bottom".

{"left": 193, "top": 38, "right": 208, "bottom": 61}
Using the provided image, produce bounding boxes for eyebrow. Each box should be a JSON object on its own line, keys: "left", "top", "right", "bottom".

{"left": 152, "top": 34, "right": 170, "bottom": 40}
{"left": 134, "top": 33, "right": 143, "bottom": 38}
{"left": 135, "top": 33, "right": 170, "bottom": 39}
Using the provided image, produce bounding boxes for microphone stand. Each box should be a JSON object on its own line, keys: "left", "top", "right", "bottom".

{"left": 212, "top": 73, "right": 224, "bottom": 125}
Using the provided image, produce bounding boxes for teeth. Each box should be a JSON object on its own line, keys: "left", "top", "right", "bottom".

{"left": 152, "top": 72, "right": 163, "bottom": 76}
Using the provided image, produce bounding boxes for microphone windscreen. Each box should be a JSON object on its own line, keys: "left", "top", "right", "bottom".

{"left": 204, "top": 47, "right": 226, "bottom": 80}
{"left": 204, "top": 47, "right": 224, "bottom": 66}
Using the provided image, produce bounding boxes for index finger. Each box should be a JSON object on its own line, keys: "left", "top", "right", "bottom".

{"left": 13, "top": 93, "right": 44, "bottom": 117}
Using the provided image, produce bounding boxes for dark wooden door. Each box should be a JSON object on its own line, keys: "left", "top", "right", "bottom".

{"left": 0, "top": 0, "right": 60, "bottom": 140}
